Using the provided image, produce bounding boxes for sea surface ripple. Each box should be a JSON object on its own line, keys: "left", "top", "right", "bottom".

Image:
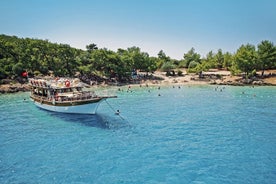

{"left": 0, "top": 85, "right": 275, "bottom": 183}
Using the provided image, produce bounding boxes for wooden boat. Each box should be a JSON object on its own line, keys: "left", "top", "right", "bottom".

{"left": 29, "top": 78, "right": 116, "bottom": 114}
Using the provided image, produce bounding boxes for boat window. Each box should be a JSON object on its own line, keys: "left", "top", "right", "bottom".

{"left": 73, "top": 88, "right": 80, "bottom": 92}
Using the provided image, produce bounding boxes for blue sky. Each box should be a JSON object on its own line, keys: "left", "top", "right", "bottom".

{"left": 1, "top": 0, "right": 276, "bottom": 59}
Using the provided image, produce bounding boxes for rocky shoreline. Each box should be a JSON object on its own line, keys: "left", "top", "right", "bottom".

{"left": 0, "top": 83, "right": 30, "bottom": 93}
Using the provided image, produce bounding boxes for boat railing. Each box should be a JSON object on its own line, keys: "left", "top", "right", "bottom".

{"left": 57, "top": 91, "right": 98, "bottom": 102}
{"left": 59, "top": 95, "right": 98, "bottom": 102}
{"left": 32, "top": 91, "right": 100, "bottom": 103}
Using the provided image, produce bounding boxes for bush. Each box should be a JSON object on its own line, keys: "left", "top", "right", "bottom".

{"left": 12, "top": 62, "right": 23, "bottom": 76}
{"left": 161, "top": 62, "right": 176, "bottom": 72}
{"left": 178, "top": 60, "right": 188, "bottom": 68}
{"left": 34, "top": 70, "right": 42, "bottom": 76}
{"left": 177, "top": 70, "right": 183, "bottom": 76}
{"left": 248, "top": 69, "right": 257, "bottom": 79}
{"left": 166, "top": 70, "right": 176, "bottom": 76}
{"left": 188, "top": 61, "right": 199, "bottom": 69}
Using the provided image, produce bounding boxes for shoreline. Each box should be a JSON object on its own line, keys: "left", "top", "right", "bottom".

{"left": 1, "top": 70, "right": 275, "bottom": 94}
{"left": 111, "top": 70, "right": 276, "bottom": 88}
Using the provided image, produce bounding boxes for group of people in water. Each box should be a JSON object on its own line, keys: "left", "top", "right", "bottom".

{"left": 117, "top": 84, "right": 184, "bottom": 97}
{"left": 117, "top": 83, "right": 257, "bottom": 98}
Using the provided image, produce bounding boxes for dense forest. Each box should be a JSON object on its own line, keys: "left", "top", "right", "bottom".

{"left": 0, "top": 34, "right": 275, "bottom": 83}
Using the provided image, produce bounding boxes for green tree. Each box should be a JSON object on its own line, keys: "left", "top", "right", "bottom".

{"left": 202, "top": 51, "right": 215, "bottom": 69}
{"left": 117, "top": 48, "right": 133, "bottom": 73}
{"left": 77, "top": 50, "right": 91, "bottom": 73}
{"left": 257, "top": 40, "right": 276, "bottom": 76}
{"left": 183, "top": 48, "right": 201, "bottom": 68}
{"left": 214, "top": 49, "right": 224, "bottom": 69}
{"left": 223, "top": 52, "right": 233, "bottom": 69}
{"left": 58, "top": 44, "right": 78, "bottom": 76}
{"left": 128, "top": 47, "right": 145, "bottom": 70}
{"left": 12, "top": 62, "right": 24, "bottom": 76}
{"left": 161, "top": 61, "right": 176, "bottom": 73}
{"left": 90, "top": 48, "right": 108, "bottom": 75}
{"left": 148, "top": 57, "right": 158, "bottom": 72}
{"left": 157, "top": 50, "right": 170, "bottom": 68}
{"left": 233, "top": 44, "right": 257, "bottom": 77}
{"left": 86, "top": 43, "right": 98, "bottom": 52}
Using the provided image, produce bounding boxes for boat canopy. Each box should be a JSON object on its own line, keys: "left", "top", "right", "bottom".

{"left": 29, "top": 78, "right": 86, "bottom": 89}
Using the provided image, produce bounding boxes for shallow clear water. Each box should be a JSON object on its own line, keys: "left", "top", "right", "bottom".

{"left": 0, "top": 85, "right": 275, "bottom": 183}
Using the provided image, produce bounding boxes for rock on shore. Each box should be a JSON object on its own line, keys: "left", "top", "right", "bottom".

{"left": 0, "top": 83, "right": 30, "bottom": 93}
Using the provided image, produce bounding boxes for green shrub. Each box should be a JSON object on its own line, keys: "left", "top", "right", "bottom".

{"left": 34, "top": 70, "right": 42, "bottom": 76}
{"left": 188, "top": 61, "right": 199, "bottom": 69}
{"left": 177, "top": 70, "right": 183, "bottom": 76}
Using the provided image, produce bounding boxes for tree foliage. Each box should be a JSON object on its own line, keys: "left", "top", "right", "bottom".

{"left": 233, "top": 44, "right": 258, "bottom": 77}
{"left": 257, "top": 40, "right": 276, "bottom": 76}
{"left": 0, "top": 35, "right": 157, "bottom": 81}
{"left": 0, "top": 34, "right": 275, "bottom": 82}
{"left": 0, "top": 35, "right": 81, "bottom": 79}
{"left": 183, "top": 48, "right": 201, "bottom": 68}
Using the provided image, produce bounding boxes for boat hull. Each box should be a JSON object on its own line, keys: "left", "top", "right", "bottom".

{"left": 33, "top": 99, "right": 104, "bottom": 114}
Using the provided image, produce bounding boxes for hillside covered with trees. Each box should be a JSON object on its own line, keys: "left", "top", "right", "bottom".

{"left": 0, "top": 34, "right": 275, "bottom": 84}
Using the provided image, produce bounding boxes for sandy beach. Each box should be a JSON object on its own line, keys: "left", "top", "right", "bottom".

{"left": 128, "top": 69, "right": 276, "bottom": 87}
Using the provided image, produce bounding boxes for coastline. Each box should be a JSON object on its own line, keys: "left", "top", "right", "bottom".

{"left": 1, "top": 70, "right": 275, "bottom": 94}
{"left": 112, "top": 70, "right": 276, "bottom": 87}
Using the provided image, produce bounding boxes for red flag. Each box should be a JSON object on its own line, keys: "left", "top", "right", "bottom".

{"left": 22, "top": 72, "right": 28, "bottom": 77}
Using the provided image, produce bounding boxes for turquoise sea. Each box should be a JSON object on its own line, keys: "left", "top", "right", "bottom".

{"left": 0, "top": 85, "right": 275, "bottom": 183}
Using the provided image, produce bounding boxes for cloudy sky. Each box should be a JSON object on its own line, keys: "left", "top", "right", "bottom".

{"left": 1, "top": 0, "right": 275, "bottom": 59}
